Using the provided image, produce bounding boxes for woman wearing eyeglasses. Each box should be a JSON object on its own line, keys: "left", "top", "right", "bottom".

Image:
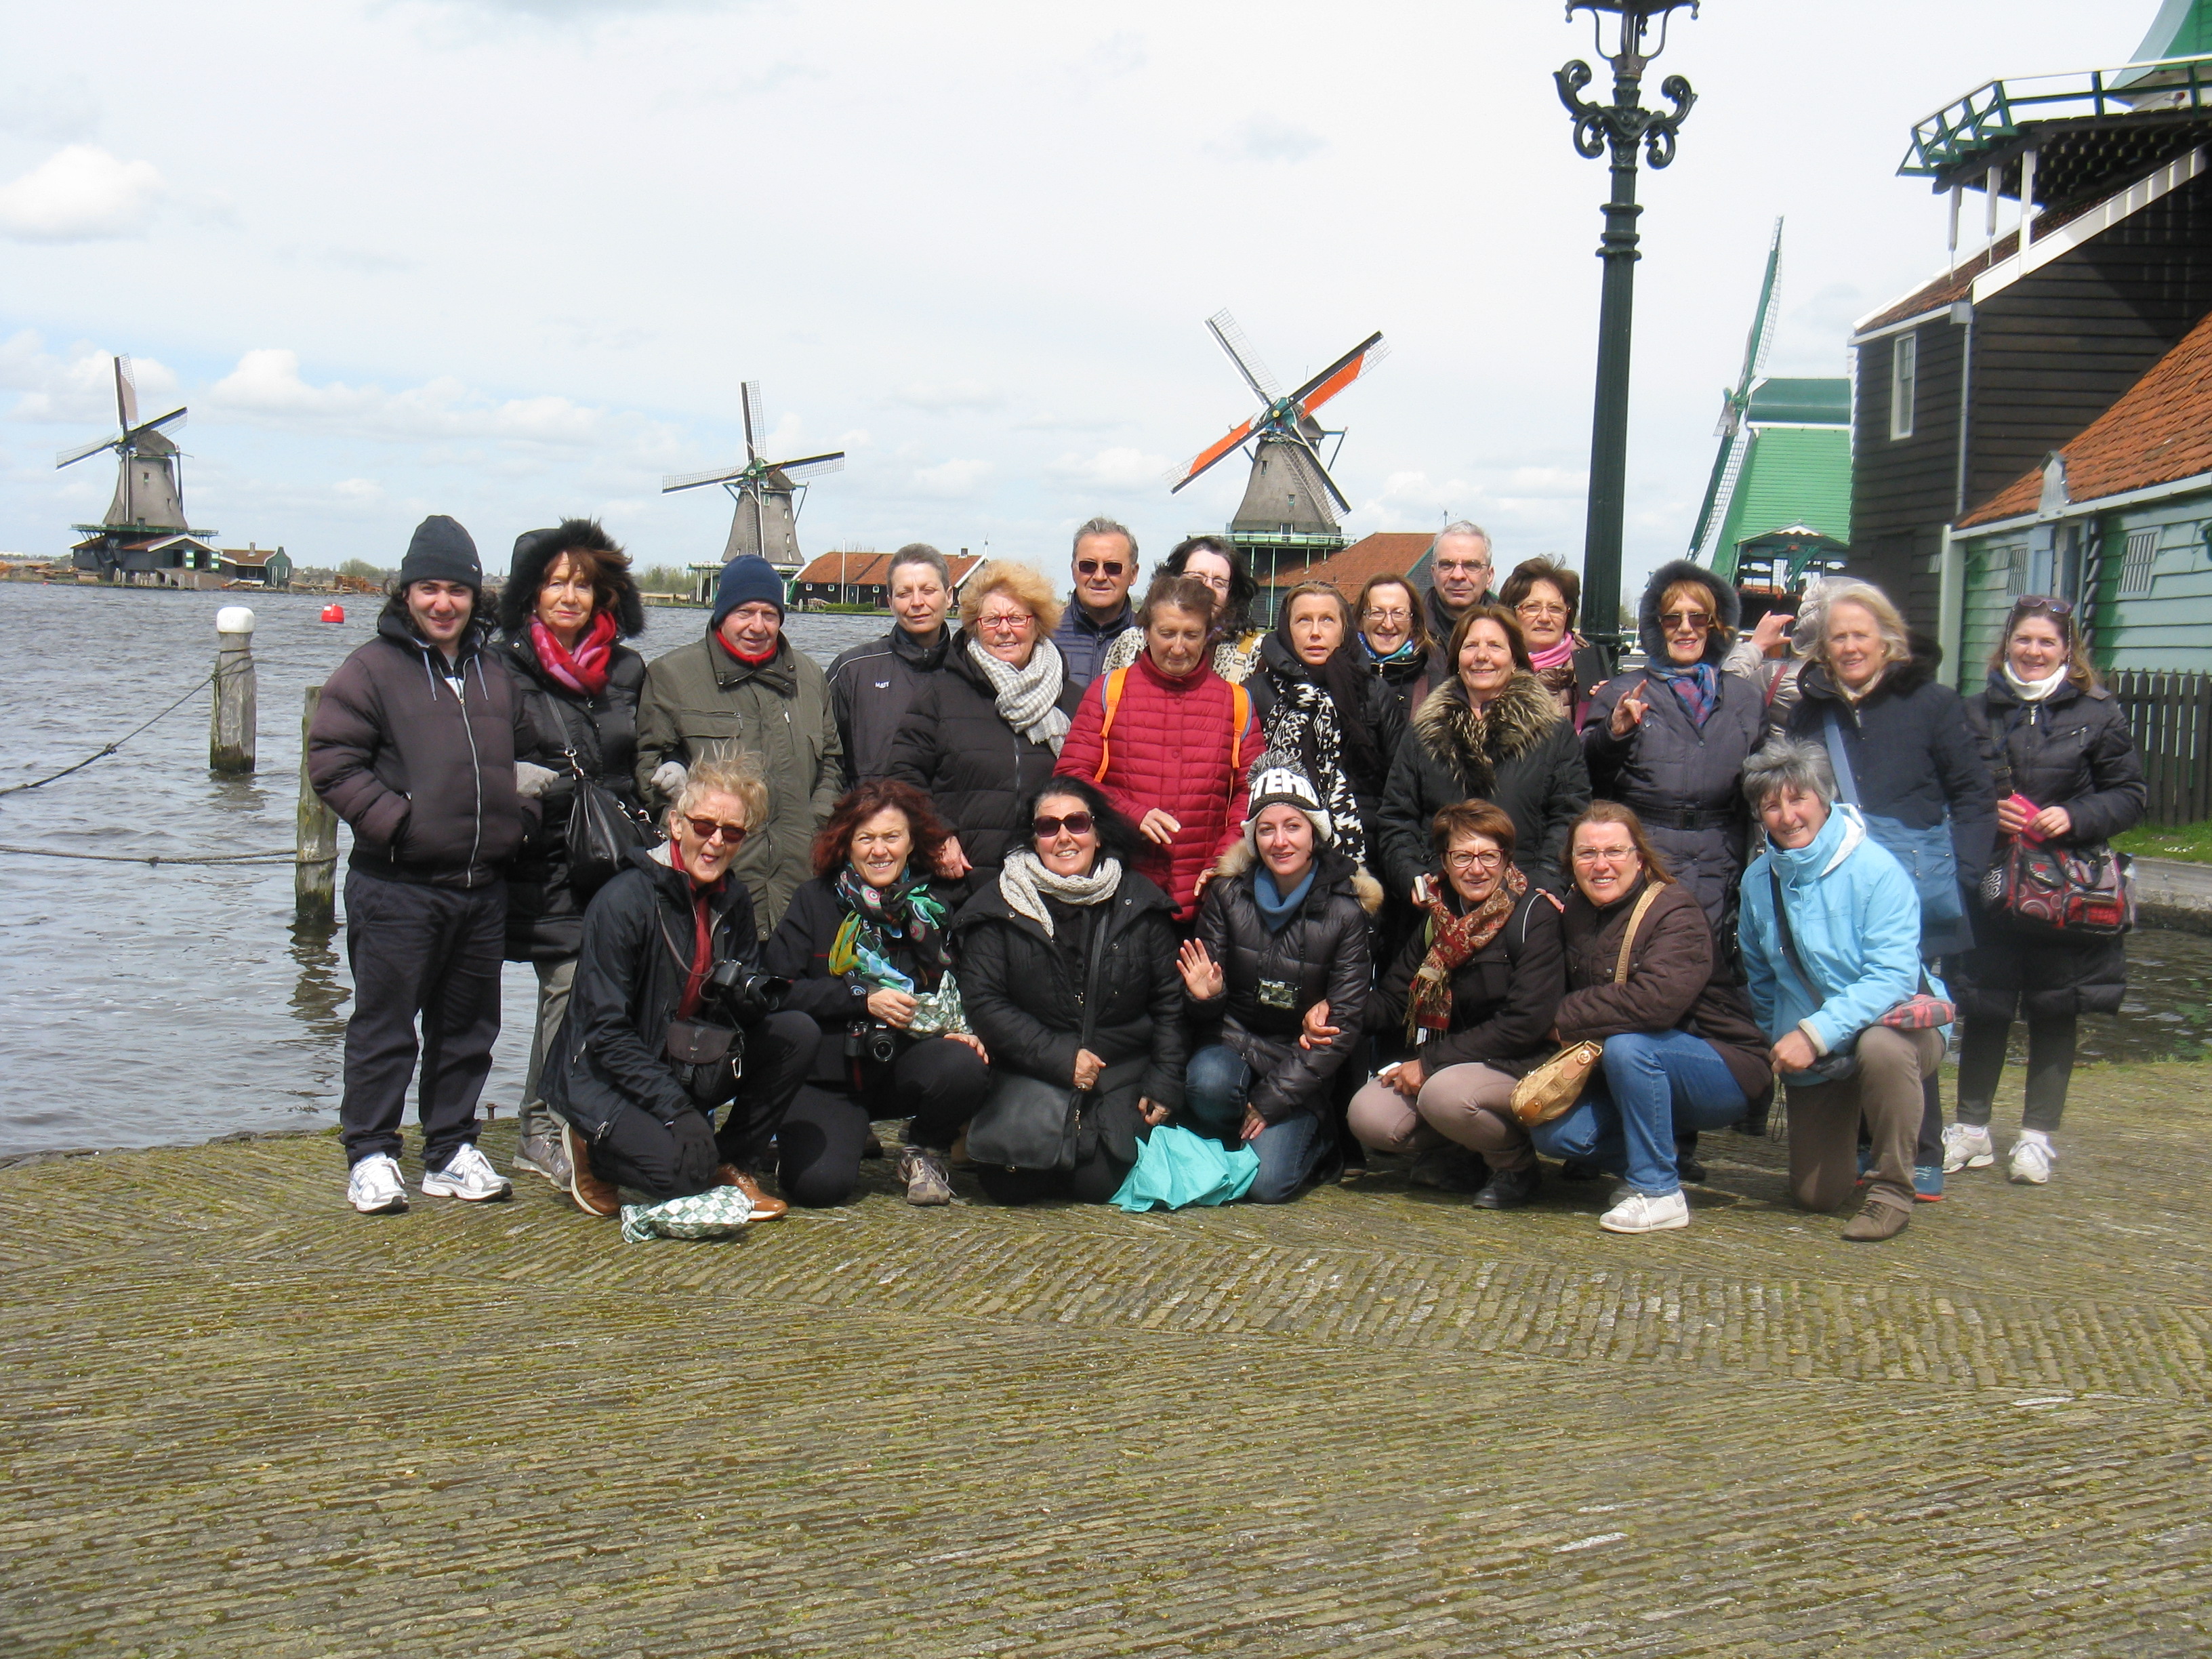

{"left": 1355, "top": 575, "right": 1438, "bottom": 721}
{"left": 1582, "top": 560, "right": 1767, "bottom": 932}
{"left": 1945, "top": 596, "right": 2144, "bottom": 1187}
{"left": 545, "top": 755, "right": 821, "bottom": 1222}
{"left": 1499, "top": 557, "right": 1607, "bottom": 731}
{"left": 1099, "top": 535, "right": 1268, "bottom": 686}
{"left": 887, "top": 560, "right": 1081, "bottom": 888}
{"left": 953, "top": 779, "right": 1187, "bottom": 1206}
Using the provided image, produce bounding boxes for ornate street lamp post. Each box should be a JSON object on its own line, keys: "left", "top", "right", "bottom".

{"left": 1555, "top": 0, "right": 1699, "bottom": 660}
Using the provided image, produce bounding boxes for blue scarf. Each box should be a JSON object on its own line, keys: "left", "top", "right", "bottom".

{"left": 1361, "top": 634, "right": 1425, "bottom": 668}
{"left": 1253, "top": 865, "right": 1316, "bottom": 933}
{"left": 1647, "top": 660, "right": 1718, "bottom": 729}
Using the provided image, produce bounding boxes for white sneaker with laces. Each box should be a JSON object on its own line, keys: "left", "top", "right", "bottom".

{"left": 2008, "top": 1133, "right": 2055, "bottom": 1185}
{"left": 347, "top": 1153, "right": 409, "bottom": 1215}
{"left": 1942, "top": 1122, "right": 1995, "bottom": 1172}
{"left": 419, "top": 1143, "right": 513, "bottom": 1202}
{"left": 1599, "top": 1189, "right": 1690, "bottom": 1234}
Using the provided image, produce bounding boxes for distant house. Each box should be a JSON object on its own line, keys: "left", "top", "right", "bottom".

{"left": 68, "top": 532, "right": 223, "bottom": 587}
{"left": 793, "top": 550, "right": 981, "bottom": 610}
{"left": 220, "top": 546, "right": 293, "bottom": 589}
{"left": 1261, "top": 532, "right": 1437, "bottom": 611}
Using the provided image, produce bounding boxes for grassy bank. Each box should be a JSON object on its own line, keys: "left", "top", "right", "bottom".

{"left": 2116, "top": 819, "right": 2212, "bottom": 863}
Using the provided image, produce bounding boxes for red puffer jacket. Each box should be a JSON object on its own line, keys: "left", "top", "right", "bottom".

{"left": 1057, "top": 652, "right": 1258, "bottom": 919}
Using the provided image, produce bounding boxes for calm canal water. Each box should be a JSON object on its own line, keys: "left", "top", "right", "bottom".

{"left": 3, "top": 579, "right": 2209, "bottom": 1157}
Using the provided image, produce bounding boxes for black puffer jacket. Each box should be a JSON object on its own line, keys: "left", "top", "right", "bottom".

{"left": 308, "top": 605, "right": 537, "bottom": 889}
{"left": 954, "top": 868, "right": 1187, "bottom": 1164}
{"left": 1188, "top": 842, "right": 1380, "bottom": 1123}
{"left": 544, "top": 845, "right": 774, "bottom": 1140}
{"left": 887, "top": 632, "right": 1082, "bottom": 876}
{"left": 1786, "top": 648, "right": 1997, "bottom": 954}
{"left": 1248, "top": 634, "right": 1405, "bottom": 866}
{"left": 1378, "top": 671, "right": 1592, "bottom": 897}
{"left": 1364, "top": 883, "right": 1565, "bottom": 1078}
{"left": 828, "top": 626, "right": 951, "bottom": 788}
{"left": 764, "top": 869, "right": 968, "bottom": 1087}
{"left": 1954, "top": 672, "right": 2147, "bottom": 1018}
{"left": 1583, "top": 560, "right": 1765, "bottom": 930}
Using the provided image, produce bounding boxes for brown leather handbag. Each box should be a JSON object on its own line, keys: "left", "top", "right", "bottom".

{"left": 1510, "top": 884, "right": 1663, "bottom": 1128}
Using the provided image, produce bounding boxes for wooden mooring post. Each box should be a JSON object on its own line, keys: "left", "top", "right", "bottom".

{"left": 211, "top": 606, "right": 258, "bottom": 774}
{"left": 296, "top": 685, "right": 339, "bottom": 923}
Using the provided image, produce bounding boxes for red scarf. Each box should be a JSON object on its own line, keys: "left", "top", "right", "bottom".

{"left": 531, "top": 611, "right": 617, "bottom": 696}
{"left": 1406, "top": 866, "right": 1529, "bottom": 1040}
{"left": 668, "top": 840, "right": 722, "bottom": 1019}
{"left": 713, "top": 628, "right": 779, "bottom": 668}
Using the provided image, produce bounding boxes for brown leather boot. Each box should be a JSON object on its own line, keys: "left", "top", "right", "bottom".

{"left": 562, "top": 1123, "right": 620, "bottom": 1219}
{"left": 1841, "top": 1197, "right": 1910, "bottom": 1242}
{"left": 716, "top": 1164, "right": 788, "bottom": 1220}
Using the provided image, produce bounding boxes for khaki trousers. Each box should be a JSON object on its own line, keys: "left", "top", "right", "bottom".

{"left": 1347, "top": 1062, "right": 1530, "bottom": 1171}
{"left": 1784, "top": 1024, "right": 1942, "bottom": 1215}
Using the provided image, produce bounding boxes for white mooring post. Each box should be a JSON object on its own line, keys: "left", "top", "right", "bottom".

{"left": 211, "top": 605, "right": 258, "bottom": 774}
{"left": 296, "top": 684, "right": 339, "bottom": 923}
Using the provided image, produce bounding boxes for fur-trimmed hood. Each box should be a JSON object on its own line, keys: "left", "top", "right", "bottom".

{"left": 498, "top": 518, "right": 646, "bottom": 638}
{"left": 1211, "top": 837, "right": 1385, "bottom": 914}
{"left": 1636, "top": 558, "right": 1738, "bottom": 665}
{"left": 1411, "top": 670, "right": 1562, "bottom": 790}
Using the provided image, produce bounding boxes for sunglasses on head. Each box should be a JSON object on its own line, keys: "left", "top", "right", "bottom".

{"left": 1076, "top": 559, "right": 1126, "bottom": 577}
{"left": 683, "top": 815, "right": 748, "bottom": 845}
{"left": 1032, "top": 811, "right": 1095, "bottom": 840}
{"left": 2014, "top": 594, "right": 2075, "bottom": 619}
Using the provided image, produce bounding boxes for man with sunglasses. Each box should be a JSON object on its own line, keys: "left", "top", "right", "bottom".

{"left": 1050, "top": 516, "right": 1141, "bottom": 691}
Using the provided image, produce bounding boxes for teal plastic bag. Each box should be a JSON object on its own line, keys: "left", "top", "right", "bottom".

{"left": 1111, "top": 1124, "right": 1260, "bottom": 1212}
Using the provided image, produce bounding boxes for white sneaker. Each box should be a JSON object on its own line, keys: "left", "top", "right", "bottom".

{"left": 1599, "top": 1189, "right": 1689, "bottom": 1233}
{"left": 2008, "top": 1134, "right": 2055, "bottom": 1185}
{"left": 1942, "top": 1122, "right": 1996, "bottom": 1172}
{"left": 419, "top": 1143, "right": 513, "bottom": 1203}
{"left": 347, "top": 1154, "right": 409, "bottom": 1215}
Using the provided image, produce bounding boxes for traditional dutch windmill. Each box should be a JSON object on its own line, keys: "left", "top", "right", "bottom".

{"left": 57, "top": 356, "right": 207, "bottom": 576}
{"left": 662, "top": 381, "right": 844, "bottom": 577}
{"left": 1168, "top": 311, "right": 1388, "bottom": 594}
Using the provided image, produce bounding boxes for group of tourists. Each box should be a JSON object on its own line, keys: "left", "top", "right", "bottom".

{"left": 308, "top": 510, "right": 2146, "bottom": 1244}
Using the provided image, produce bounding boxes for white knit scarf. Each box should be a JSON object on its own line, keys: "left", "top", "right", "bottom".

{"left": 969, "top": 636, "right": 1071, "bottom": 754}
{"left": 2002, "top": 661, "right": 2070, "bottom": 703}
{"left": 997, "top": 848, "right": 1122, "bottom": 937}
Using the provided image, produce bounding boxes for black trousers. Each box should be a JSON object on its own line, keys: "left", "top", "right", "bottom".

{"left": 586, "top": 1009, "right": 819, "bottom": 1202}
{"left": 977, "top": 1145, "right": 1132, "bottom": 1207}
{"left": 779, "top": 1036, "right": 990, "bottom": 1208}
{"left": 340, "top": 868, "right": 506, "bottom": 1170}
{"left": 1954, "top": 1013, "right": 2079, "bottom": 1134}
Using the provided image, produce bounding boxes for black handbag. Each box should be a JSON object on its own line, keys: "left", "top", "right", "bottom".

{"left": 562, "top": 747, "right": 652, "bottom": 899}
{"left": 964, "top": 909, "right": 1111, "bottom": 1173}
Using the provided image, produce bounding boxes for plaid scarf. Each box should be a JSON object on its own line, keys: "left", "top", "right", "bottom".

{"left": 1406, "top": 865, "right": 1528, "bottom": 1041}
{"left": 1647, "top": 661, "right": 1719, "bottom": 729}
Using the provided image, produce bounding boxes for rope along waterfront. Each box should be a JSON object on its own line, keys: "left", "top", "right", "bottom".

{"left": 0, "top": 668, "right": 218, "bottom": 796}
{"left": 0, "top": 842, "right": 320, "bottom": 866}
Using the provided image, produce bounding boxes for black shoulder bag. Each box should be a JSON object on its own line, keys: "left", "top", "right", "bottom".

{"left": 562, "top": 744, "right": 654, "bottom": 900}
{"left": 964, "top": 909, "right": 1112, "bottom": 1174}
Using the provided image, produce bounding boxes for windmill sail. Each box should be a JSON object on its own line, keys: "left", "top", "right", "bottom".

{"left": 1689, "top": 218, "right": 1784, "bottom": 569}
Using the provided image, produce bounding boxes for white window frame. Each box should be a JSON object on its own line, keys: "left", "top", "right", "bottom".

{"left": 1889, "top": 333, "right": 1917, "bottom": 441}
{"left": 2118, "top": 528, "right": 2159, "bottom": 597}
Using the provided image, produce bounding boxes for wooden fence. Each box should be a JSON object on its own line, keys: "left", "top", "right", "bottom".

{"left": 2111, "top": 670, "right": 2212, "bottom": 826}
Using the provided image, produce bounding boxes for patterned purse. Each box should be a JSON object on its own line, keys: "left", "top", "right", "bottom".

{"left": 1981, "top": 841, "right": 2135, "bottom": 937}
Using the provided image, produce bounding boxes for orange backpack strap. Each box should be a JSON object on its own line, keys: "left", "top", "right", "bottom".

{"left": 1091, "top": 666, "right": 1130, "bottom": 785}
{"left": 1229, "top": 681, "right": 1252, "bottom": 770}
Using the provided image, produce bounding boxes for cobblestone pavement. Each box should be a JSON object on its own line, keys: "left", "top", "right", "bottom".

{"left": 5, "top": 1064, "right": 2210, "bottom": 1657}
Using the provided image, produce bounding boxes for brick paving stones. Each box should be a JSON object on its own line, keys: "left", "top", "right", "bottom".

{"left": 3, "top": 1063, "right": 2210, "bottom": 1656}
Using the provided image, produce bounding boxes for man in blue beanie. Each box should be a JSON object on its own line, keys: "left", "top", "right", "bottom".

{"left": 635, "top": 555, "right": 842, "bottom": 938}
{"left": 309, "top": 514, "right": 538, "bottom": 1215}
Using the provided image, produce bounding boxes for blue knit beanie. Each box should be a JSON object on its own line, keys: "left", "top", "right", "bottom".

{"left": 712, "top": 555, "right": 787, "bottom": 626}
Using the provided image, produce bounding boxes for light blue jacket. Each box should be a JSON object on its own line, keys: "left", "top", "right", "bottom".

{"left": 1739, "top": 802, "right": 1925, "bottom": 1065}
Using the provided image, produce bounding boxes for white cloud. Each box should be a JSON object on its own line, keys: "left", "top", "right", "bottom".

{"left": 911, "top": 457, "right": 991, "bottom": 497}
{"left": 1216, "top": 115, "right": 1325, "bottom": 165}
{"left": 0, "top": 146, "right": 166, "bottom": 242}
{"left": 893, "top": 380, "right": 1003, "bottom": 411}
{"left": 1044, "top": 446, "right": 1169, "bottom": 491}
{"left": 1, "top": 333, "right": 181, "bottom": 426}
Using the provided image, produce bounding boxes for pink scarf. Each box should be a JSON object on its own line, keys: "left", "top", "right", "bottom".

{"left": 531, "top": 611, "right": 617, "bottom": 696}
{"left": 1527, "top": 632, "right": 1589, "bottom": 730}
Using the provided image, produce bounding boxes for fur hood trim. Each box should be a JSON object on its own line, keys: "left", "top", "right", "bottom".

{"left": 1412, "top": 670, "right": 1561, "bottom": 787}
{"left": 499, "top": 518, "right": 646, "bottom": 638}
{"left": 1210, "top": 839, "right": 1384, "bottom": 915}
{"left": 1637, "top": 558, "right": 1738, "bottom": 665}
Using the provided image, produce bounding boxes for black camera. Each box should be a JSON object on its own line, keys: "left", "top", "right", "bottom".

{"left": 704, "top": 960, "right": 790, "bottom": 1025}
{"left": 846, "top": 1019, "right": 898, "bottom": 1066}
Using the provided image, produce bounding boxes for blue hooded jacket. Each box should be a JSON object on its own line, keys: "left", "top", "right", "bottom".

{"left": 1739, "top": 802, "right": 1925, "bottom": 1067}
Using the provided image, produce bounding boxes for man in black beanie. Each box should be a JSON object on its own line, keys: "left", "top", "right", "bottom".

{"left": 309, "top": 514, "right": 539, "bottom": 1215}
{"left": 635, "top": 554, "right": 842, "bottom": 939}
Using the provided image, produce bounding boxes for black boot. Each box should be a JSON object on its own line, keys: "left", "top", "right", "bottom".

{"left": 1471, "top": 1162, "right": 1542, "bottom": 1210}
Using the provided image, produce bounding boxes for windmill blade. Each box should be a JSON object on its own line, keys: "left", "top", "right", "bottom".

{"left": 1687, "top": 428, "right": 1746, "bottom": 562}
{"left": 1287, "top": 431, "right": 1353, "bottom": 515}
{"left": 114, "top": 356, "right": 138, "bottom": 432}
{"left": 129, "top": 407, "right": 188, "bottom": 440}
{"left": 771, "top": 451, "right": 845, "bottom": 485}
{"left": 1167, "top": 415, "right": 1258, "bottom": 493}
{"left": 661, "top": 462, "right": 750, "bottom": 493}
{"left": 741, "top": 382, "right": 766, "bottom": 463}
{"left": 55, "top": 432, "right": 119, "bottom": 469}
{"left": 1206, "top": 310, "right": 1282, "bottom": 403}
{"left": 1289, "top": 331, "right": 1389, "bottom": 415}
{"left": 1734, "top": 218, "right": 1784, "bottom": 397}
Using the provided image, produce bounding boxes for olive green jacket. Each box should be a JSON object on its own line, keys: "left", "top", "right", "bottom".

{"left": 634, "top": 628, "right": 843, "bottom": 937}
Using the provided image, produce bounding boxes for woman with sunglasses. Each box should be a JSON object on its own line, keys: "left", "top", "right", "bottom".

{"left": 1099, "top": 535, "right": 1267, "bottom": 686}
{"left": 1945, "top": 596, "right": 2144, "bottom": 1187}
{"left": 545, "top": 756, "right": 821, "bottom": 1222}
{"left": 1582, "top": 560, "right": 1767, "bottom": 932}
{"left": 1057, "top": 574, "right": 1260, "bottom": 923}
{"left": 953, "top": 779, "right": 1186, "bottom": 1205}
{"left": 888, "top": 560, "right": 1080, "bottom": 886}
{"left": 764, "top": 779, "right": 989, "bottom": 1207}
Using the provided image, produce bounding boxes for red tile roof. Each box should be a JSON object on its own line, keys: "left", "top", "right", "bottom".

{"left": 1960, "top": 304, "right": 2212, "bottom": 526}
{"left": 1261, "top": 532, "right": 1434, "bottom": 600}
{"left": 1856, "top": 195, "right": 2104, "bottom": 335}
{"left": 794, "top": 551, "right": 982, "bottom": 587}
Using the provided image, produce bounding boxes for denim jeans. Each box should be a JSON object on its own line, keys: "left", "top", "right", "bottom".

{"left": 1529, "top": 1029, "right": 1747, "bottom": 1197}
{"left": 1181, "top": 1044, "right": 1325, "bottom": 1204}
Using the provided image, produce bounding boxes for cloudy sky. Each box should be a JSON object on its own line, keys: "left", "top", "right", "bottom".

{"left": 0, "top": 1, "right": 2137, "bottom": 587}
